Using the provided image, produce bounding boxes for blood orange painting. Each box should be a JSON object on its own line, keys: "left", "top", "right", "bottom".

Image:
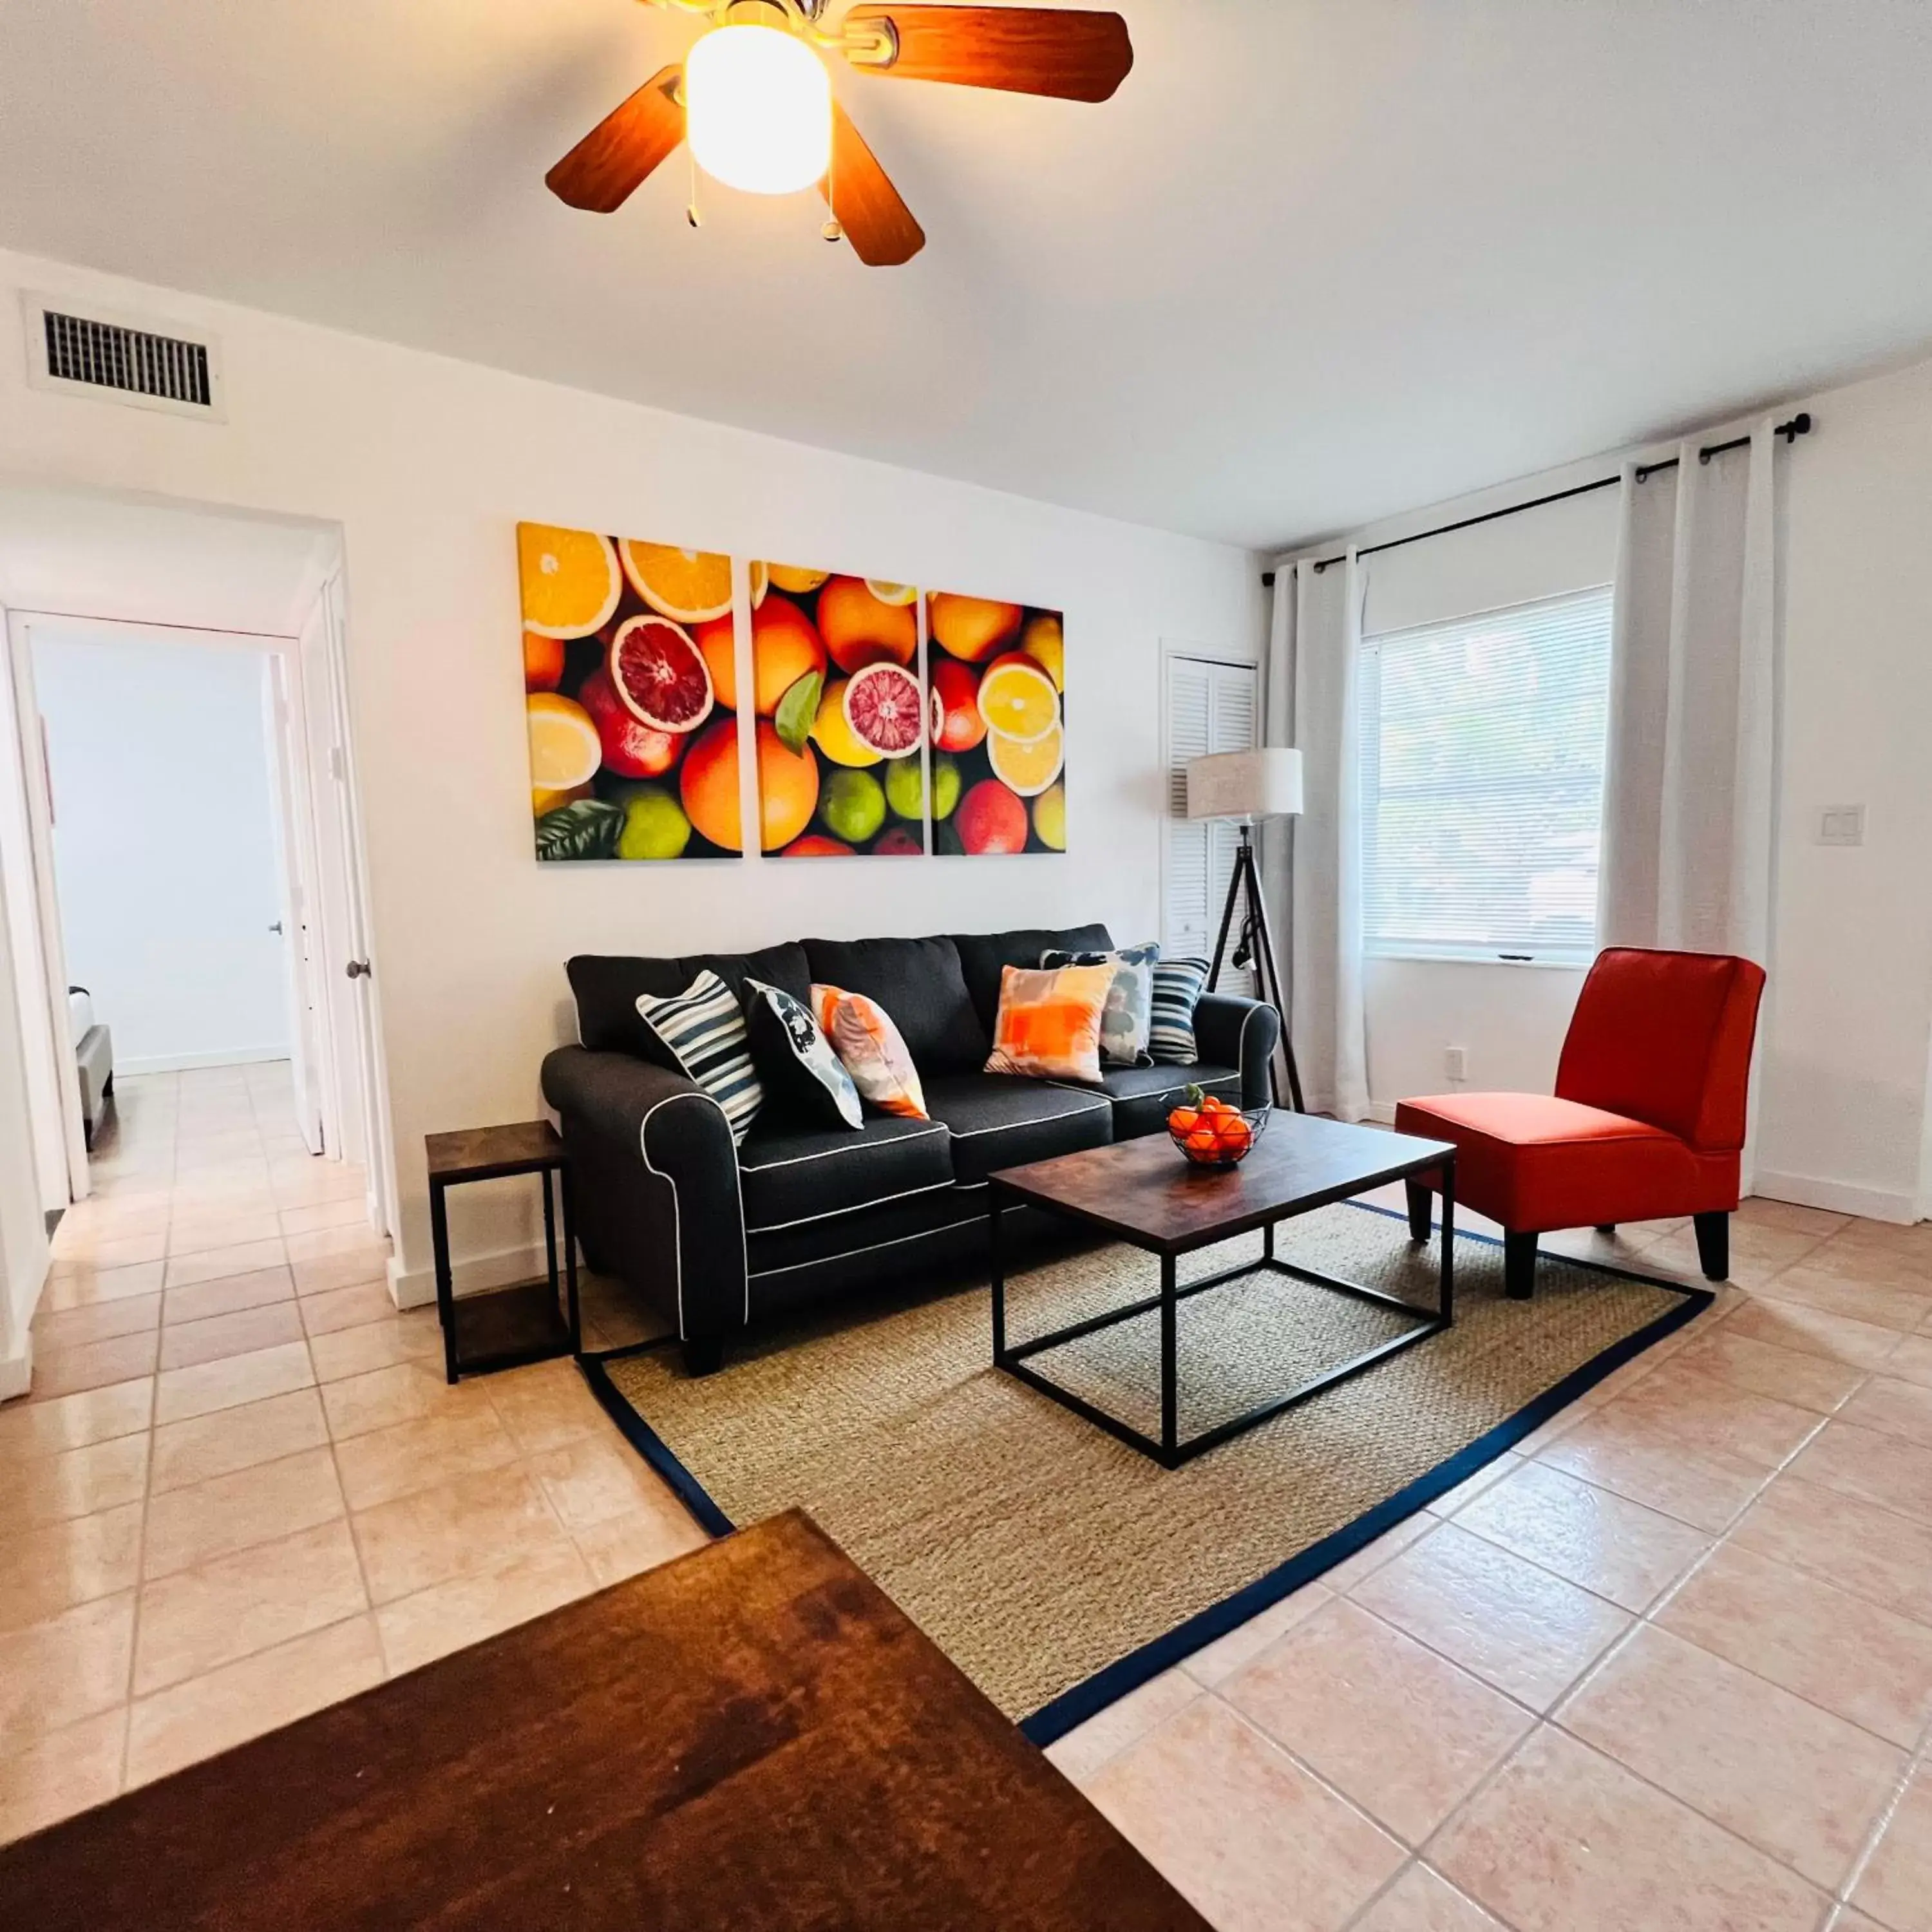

{"left": 750, "top": 565, "right": 927, "bottom": 858}
{"left": 518, "top": 524, "right": 749, "bottom": 862}
{"left": 925, "top": 592, "right": 1065, "bottom": 855}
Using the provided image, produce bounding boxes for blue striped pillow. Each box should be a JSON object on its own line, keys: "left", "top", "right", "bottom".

{"left": 1148, "top": 956, "right": 1210, "bottom": 1065}
{"left": 634, "top": 971, "right": 764, "bottom": 1145}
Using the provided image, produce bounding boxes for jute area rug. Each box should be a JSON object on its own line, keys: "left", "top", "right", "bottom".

{"left": 584, "top": 1205, "right": 1706, "bottom": 1743}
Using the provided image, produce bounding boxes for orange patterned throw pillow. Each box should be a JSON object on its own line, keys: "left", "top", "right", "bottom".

{"left": 810, "top": 984, "right": 929, "bottom": 1119}
{"left": 985, "top": 962, "right": 1115, "bottom": 1083}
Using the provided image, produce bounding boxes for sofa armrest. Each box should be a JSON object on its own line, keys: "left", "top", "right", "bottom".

{"left": 1190, "top": 993, "right": 1281, "bottom": 1112}
{"left": 540, "top": 1047, "right": 745, "bottom": 1348}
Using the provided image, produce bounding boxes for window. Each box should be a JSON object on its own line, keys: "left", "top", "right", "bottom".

{"left": 1162, "top": 654, "right": 1258, "bottom": 991}
{"left": 1359, "top": 585, "right": 1613, "bottom": 964}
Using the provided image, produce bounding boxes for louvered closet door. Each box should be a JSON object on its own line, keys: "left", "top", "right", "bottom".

{"left": 1162, "top": 656, "right": 1260, "bottom": 994}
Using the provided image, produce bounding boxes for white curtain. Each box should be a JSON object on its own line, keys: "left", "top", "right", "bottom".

{"left": 1598, "top": 420, "right": 1778, "bottom": 965}
{"left": 1271, "top": 551, "right": 1370, "bottom": 1121}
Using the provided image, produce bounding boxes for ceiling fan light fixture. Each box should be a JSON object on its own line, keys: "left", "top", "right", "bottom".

{"left": 685, "top": 23, "right": 833, "bottom": 196}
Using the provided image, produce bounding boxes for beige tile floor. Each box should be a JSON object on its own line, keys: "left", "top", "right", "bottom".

{"left": 0, "top": 1064, "right": 702, "bottom": 1841}
{"left": 6, "top": 1072, "right": 1932, "bottom": 1932}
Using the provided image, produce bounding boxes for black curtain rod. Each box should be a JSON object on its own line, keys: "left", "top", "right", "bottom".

{"left": 1260, "top": 412, "right": 1812, "bottom": 585}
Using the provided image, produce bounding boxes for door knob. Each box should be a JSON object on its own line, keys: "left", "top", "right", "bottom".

{"left": 346, "top": 960, "right": 371, "bottom": 980}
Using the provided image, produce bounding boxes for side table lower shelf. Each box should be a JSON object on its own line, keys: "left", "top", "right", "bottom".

{"left": 425, "top": 1121, "right": 580, "bottom": 1383}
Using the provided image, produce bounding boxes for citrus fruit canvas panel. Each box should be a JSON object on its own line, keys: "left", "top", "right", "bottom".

{"left": 518, "top": 524, "right": 749, "bottom": 862}
{"left": 926, "top": 592, "right": 1065, "bottom": 856}
{"left": 750, "top": 566, "right": 927, "bottom": 857}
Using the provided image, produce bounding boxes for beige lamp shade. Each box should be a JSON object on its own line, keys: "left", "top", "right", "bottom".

{"left": 1186, "top": 747, "right": 1304, "bottom": 822}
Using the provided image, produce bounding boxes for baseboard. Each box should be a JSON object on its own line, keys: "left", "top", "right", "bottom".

{"left": 0, "top": 1337, "right": 32, "bottom": 1402}
{"left": 1366, "top": 1102, "right": 1396, "bottom": 1125}
{"left": 388, "top": 1240, "right": 556, "bottom": 1312}
{"left": 1750, "top": 1168, "right": 1920, "bottom": 1227}
{"left": 118, "top": 1046, "right": 290, "bottom": 1076}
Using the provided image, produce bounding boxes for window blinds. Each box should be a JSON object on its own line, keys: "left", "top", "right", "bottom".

{"left": 1359, "top": 585, "right": 1613, "bottom": 963}
{"left": 1162, "top": 656, "right": 1258, "bottom": 990}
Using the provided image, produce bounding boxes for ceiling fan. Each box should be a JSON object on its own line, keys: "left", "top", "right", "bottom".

{"left": 546, "top": 0, "right": 1133, "bottom": 266}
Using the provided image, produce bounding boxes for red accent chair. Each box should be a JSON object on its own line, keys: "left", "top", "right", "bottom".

{"left": 1393, "top": 948, "right": 1766, "bottom": 1301}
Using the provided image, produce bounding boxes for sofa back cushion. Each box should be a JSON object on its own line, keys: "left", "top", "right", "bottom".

{"left": 801, "top": 935, "right": 988, "bottom": 1074}
{"left": 949, "top": 925, "right": 1114, "bottom": 1038}
{"left": 567, "top": 943, "right": 813, "bottom": 1066}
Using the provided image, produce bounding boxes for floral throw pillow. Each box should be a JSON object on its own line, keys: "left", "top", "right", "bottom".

{"left": 984, "top": 962, "right": 1115, "bottom": 1083}
{"left": 744, "top": 979, "right": 862, "bottom": 1131}
{"left": 811, "top": 985, "right": 928, "bottom": 1119}
{"left": 1040, "top": 940, "right": 1157, "bottom": 1066}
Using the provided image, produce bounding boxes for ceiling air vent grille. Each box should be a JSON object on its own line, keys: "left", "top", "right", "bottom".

{"left": 44, "top": 310, "right": 211, "bottom": 406}
{"left": 21, "top": 292, "right": 225, "bottom": 421}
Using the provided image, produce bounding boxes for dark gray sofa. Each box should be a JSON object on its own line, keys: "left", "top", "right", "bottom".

{"left": 540, "top": 924, "right": 1280, "bottom": 1372}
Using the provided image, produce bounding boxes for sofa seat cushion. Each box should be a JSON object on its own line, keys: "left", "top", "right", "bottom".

{"left": 1085, "top": 1061, "right": 1242, "bottom": 1140}
{"left": 923, "top": 1073, "right": 1113, "bottom": 1186}
{"left": 802, "top": 935, "right": 989, "bottom": 1074}
{"left": 1394, "top": 1090, "right": 1738, "bottom": 1232}
{"left": 737, "top": 1115, "right": 955, "bottom": 1235}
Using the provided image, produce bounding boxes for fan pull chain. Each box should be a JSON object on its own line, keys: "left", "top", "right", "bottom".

{"left": 821, "top": 124, "right": 842, "bottom": 242}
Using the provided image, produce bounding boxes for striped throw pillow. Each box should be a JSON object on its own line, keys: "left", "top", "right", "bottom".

{"left": 1148, "top": 956, "right": 1211, "bottom": 1065}
{"left": 634, "top": 971, "right": 763, "bottom": 1145}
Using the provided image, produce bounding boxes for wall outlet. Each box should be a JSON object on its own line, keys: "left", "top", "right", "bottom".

{"left": 1444, "top": 1045, "right": 1467, "bottom": 1082}
{"left": 1817, "top": 805, "right": 1866, "bottom": 847}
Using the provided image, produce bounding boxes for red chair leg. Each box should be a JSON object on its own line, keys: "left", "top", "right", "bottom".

{"left": 1504, "top": 1231, "right": 1537, "bottom": 1301}
{"left": 1405, "top": 1179, "right": 1431, "bottom": 1242}
{"left": 1693, "top": 1212, "right": 1730, "bottom": 1282}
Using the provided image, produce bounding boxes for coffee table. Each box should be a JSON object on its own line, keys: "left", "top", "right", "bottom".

{"left": 988, "top": 1114, "right": 1457, "bottom": 1467}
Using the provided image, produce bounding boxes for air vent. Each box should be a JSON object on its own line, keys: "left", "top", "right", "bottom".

{"left": 44, "top": 310, "right": 210, "bottom": 406}
{"left": 22, "top": 292, "right": 225, "bottom": 421}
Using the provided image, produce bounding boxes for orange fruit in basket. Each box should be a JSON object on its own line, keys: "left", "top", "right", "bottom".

{"left": 1217, "top": 1117, "right": 1253, "bottom": 1155}
{"left": 1168, "top": 1106, "right": 1200, "bottom": 1135}
{"left": 1184, "top": 1128, "right": 1220, "bottom": 1159}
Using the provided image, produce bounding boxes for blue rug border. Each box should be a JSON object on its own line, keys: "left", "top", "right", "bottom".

{"left": 575, "top": 1202, "right": 1714, "bottom": 1746}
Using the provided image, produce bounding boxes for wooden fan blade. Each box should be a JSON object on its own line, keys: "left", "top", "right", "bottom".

{"left": 819, "top": 103, "right": 925, "bottom": 266}
{"left": 846, "top": 6, "right": 1132, "bottom": 102}
{"left": 546, "top": 64, "right": 684, "bottom": 212}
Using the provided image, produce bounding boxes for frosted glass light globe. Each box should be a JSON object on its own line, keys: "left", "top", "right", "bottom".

{"left": 685, "top": 25, "right": 833, "bottom": 196}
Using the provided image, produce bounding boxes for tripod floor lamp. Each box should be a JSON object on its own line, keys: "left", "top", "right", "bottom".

{"left": 1186, "top": 747, "right": 1305, "bottom": 1112}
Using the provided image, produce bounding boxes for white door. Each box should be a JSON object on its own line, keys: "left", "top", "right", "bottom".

{"left": 1161, "top": 654, "right": 1260, "bottom": 993}
{"left": 263, "top": 656, "right": 326, "bottom": 1153}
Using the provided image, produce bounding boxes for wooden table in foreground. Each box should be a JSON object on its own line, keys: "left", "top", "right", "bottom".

{"left": 0, "top": 1511, "right": 1210, "bottom": 1932}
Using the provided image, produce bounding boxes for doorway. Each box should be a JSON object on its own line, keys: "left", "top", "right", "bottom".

{"left": 0, "top": 486, "right": 390, "bottom": 1244}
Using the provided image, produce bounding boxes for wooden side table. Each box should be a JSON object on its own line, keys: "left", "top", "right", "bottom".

{"left": 425, "top": 1121, "right": 580, "bottom": 1383}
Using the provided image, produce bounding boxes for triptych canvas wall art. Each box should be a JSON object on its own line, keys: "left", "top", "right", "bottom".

{"left": 518, "top": 523, "right": 1065, "bottom": 864}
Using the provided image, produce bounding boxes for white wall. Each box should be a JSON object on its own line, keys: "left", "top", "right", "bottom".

{"left": 1280, "top": 361, "right": 1932, "bottom": 1220}
{"left": 35, "top": 630, "right": 290, "bottom": 1074}
{"left": 0, "top": 247, "right": 1264, "bottom": 1298}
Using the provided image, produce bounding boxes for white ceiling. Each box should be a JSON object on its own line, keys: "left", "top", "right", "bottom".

{"left": 2, "top": 1, "right": 1930, "bottom": 549}
{"left": 0, "top": 486, "right": 336, "bottom": 636}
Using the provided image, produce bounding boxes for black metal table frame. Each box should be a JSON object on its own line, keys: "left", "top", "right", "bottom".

{"left": 989, "top": 1153, "right": 1455, "bottom": 1468}
{"left": 428, "top": 1159, "right": 581, "bottom": 1385}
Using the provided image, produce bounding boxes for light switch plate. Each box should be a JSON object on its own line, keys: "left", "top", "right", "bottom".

{"left": 1444, "top": 1045, "right": 1467, "bottom": 1081}
{"left": 1817, "top": 805, "right": 1866, "bottom": 847}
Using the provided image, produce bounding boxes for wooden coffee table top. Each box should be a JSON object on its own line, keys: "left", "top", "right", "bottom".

{"left": 0, "top": 1511, "right": 1210, "bottom": 1932}
{"left": 991, "top": 1112, "right": 1455, "bottom": 1255}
